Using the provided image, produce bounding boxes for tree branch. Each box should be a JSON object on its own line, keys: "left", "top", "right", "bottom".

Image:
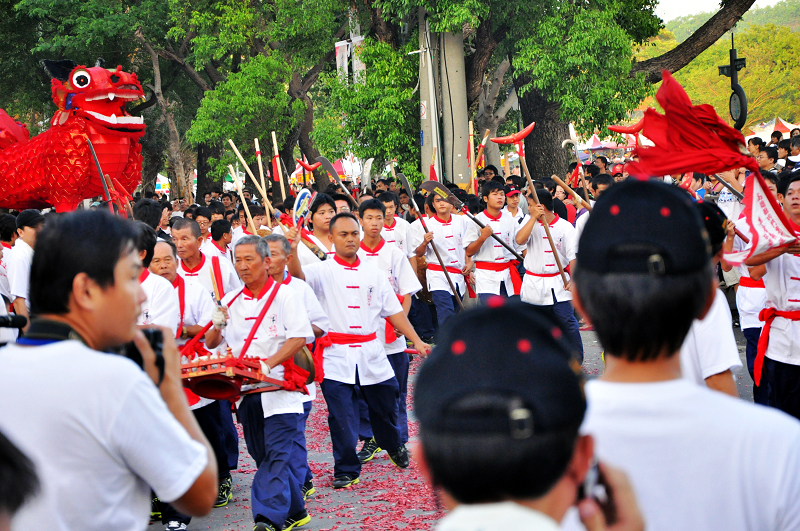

{"left": 631, "top": 0, "right": 757, "bottom": 83}
{"left": 156, "top": 45, "right": 212, "bottom": 92}
{"left": 485, "top": 57, "right": 510, "bottom": 112}
{"left": 495, "top": 87, "right": 517, "bottom": 120}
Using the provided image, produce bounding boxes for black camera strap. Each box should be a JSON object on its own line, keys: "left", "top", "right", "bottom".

{"left": 17, "top": 319, "right": 89, "bottom": 346}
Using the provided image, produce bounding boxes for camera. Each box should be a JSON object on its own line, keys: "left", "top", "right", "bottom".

{"left": 120, "top": 328, "right": 165, "bottom": 385}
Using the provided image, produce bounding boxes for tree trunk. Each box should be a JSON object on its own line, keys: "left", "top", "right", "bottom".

{"left": 514, "top": 81, "right": 570, "bottom": 182}
{"left": 297, "top": 96, "right": 330, "bottom": 191}
{"left": 196, "top": 142, "right": 220, "bottom": 204}
{"left": 139, "top": 130, "right": 163, "bottom": 196}
{"left": 475, "top": 58, "right": 516, "bottom": 169}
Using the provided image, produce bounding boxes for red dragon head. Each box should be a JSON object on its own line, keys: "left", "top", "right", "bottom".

{"left": 45, "top": 59, "right": 145, "bottom": 136}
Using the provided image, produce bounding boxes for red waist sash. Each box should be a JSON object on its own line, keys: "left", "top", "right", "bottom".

{"left": 754, "top": 308, "right": 800, "bottom": 386}
{"left": 475, "top": 261, "right": 522, "bottom": 295}
{"left": 427, "top": 263, "right": 477, "bottom": 298}
{"left": 739, "top": 276, "right": 765, "bottom": 289}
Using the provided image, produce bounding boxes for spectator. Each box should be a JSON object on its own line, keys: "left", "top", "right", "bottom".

{"left": 747, "top": 137, "right": 764, "bottom": 157}
{"left": 0, "top": 210, "right": 217, "bottom": 529}
{"left": 769, "top": 130, "right": 783, "bottom": 147}
{"left": 757, "top": 146, "right": 779, "bottom": 172}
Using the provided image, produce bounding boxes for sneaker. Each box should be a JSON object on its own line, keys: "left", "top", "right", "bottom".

{"left": 284, "top": 509, "right": 311, "bottom": 530}
{"left": 421, "top": 336, "right": 435, "bottom": 344}
{"left": 388, "top": 445, "right": 410, "bottom": 468}
{"left": 357, "top": 437, "right": 381, "bottom": 464}
{"left": 332, "top": 474, "right": 360, "bottom": 489}
{"left": 165, "top": 522, "right": 187, "bottom": 531}
{"left": 150, "top": 496, "right": 161, "bottom": 522}
{"left": 253, "top": 522, "right": 280, "bottom": 531}
{"left": 301, "top": 480, "right": 315, "bottom": 500}
{"left": 214, "top": 474, "right": 233, "bottom": 507}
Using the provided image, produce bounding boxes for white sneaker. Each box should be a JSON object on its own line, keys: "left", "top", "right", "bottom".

{"left": 165, "top": 522, "right": 187, "bottom": 531}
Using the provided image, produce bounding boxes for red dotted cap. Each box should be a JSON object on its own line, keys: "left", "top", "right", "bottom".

{"left": 576, "top": 179, "right": 710, "bottom": 275}
{"left": 415, "top": 302, "right": 585, "bottom": 438}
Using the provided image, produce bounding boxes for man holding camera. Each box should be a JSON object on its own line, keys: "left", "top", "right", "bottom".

{"left": 0, "top": 210, "right": 218, "bottom": 530}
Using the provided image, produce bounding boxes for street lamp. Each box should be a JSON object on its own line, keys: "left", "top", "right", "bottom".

{"left": 718, "top": 33, "right": 747, "bottom": 130}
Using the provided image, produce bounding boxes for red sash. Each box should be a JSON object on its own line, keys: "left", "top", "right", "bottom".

{"left": 211, "top": 256, "right": 225, "bottom": 298}
{"left": 526, "top": 271, "right": 560, "bottom": 278}
{"left": 475, "top": 261, "right": 522, "bottom": 295}
{"left": 315, "top": 332, "right": 378, "bottom": 365}
{"left": 384, "top": 294, "right": 405, "bottom": 342}
{"left": 754, "top": 308, "right": 800, "bottom": 386}
{"left": 427, "top": 263, "right": 477, "bottom": 298}
{"left": 739, "top": 276, "right": 765, "bottom": 289}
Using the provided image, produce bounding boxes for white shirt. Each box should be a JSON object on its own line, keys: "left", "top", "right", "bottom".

{"left": 302, "top": 255, "right": 403, "bottom": 385}
{"left": 408, "top": 214, "right": 467, "bottom": 295}
{"left": 577, "top": 378, "right": 800, "bottom": 531}
{"left": 138, "top": 270, "right": 179, "bottom": 334}
{"left": 437, "top": 502, "right": 559, "bottom": 531}
{"left": 357, "top": 239, "right": 421, "bottom": 354}
{"left": 0, "top": 242, "right": 13, "bottom": 302}
{"left": 7, "top": 239, "right": 33, "bottom": 309}
{"left": 179, "top": 253, "right": 242, "bottom": 303}
{"left": 463, "top": 210, "right": 519, "bottom": 295}
{"left": 574, "top": 210, "right": 590, "bottom": 239}
{"left": 680, "top": 288, "right": 742, "bottom": 385}
{"left": 763, "top": 251, "right": 800, "bottom": 365}
{"left": 271, "top": 225, "right": 333, "bottom": 266}
{"left": 381, "top": 217, "right": 413, "bottom": 257}
{"left": 0, "top": 341, "right": 207, "bottom": 531}
{"left": 221, "top": 280, "right": 314, "bottom": 417}
{"left": 733, "top": 219, "right": 766, "bottom": 330}
{"left": 201, "top": 236, "right": 231, "bottom": 262}
{"left": 717, "top": 188, "right": 744, "bottom": 222}
{"left": 520, "top": 215, "right": 576, "bottom": 305}
{"left": 502, "top": 205, "right": 525, "bottom": 225}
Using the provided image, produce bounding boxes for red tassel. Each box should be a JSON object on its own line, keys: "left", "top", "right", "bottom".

{"left": 272, "top": 155, "right": 280, "bottom": 182}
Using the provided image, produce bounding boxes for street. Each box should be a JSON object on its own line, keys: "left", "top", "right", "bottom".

{"left": 180, "top": 325, "right": 754, "bottom": 531}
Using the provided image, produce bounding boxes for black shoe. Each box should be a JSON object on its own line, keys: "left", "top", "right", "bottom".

{"left": 301, "top": 480, "right": 315, "bottom": 500}
{"left": 388, "top": 445, "right": 409, "bottom": 468}
{"left": 332, "top": 474, "right": 360, "bottom": 489}
{"left": 214, "top": 474, "right": 233, "bottom": 507}
{"left": 421, "top": 336, "right": 435, "bottom": 344}
{"left": 253, "top": 520, "right": 280, "bottom": 531}
{"left": 150, "top": 496, "right": 161, "bottom": 522}
{"left": 284, "top": 509, "right": 311, "bottom": 530}
{"left": 357, "top": 437, "right": 381, "bottom": 464}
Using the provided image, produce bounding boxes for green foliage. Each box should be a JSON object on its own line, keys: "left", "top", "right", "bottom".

{"left": 667, "top": 0, "right": 800, "bottom": 42}
{"left": 312, "top": 39, "right": 423, "bottom": 182}
{"left": 671, "top": 23, "right": 800, "bottom": 129}
{"left": 187, "top": 53, "right": 305, "bottom": 173}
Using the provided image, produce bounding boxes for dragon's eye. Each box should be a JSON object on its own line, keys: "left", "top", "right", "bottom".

{"left": 71, "top": 70, "right": 91, "bottom": 89}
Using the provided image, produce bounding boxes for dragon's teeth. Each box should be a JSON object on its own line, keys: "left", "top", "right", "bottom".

{"left": 108, "top": 93, "right": 115, "bottom": 101}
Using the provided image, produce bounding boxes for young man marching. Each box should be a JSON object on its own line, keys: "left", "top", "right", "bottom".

{"left": 216, "top": 236, "right": 315, "bottom": 531}
{"left": 286, "top": 214, "right": 430, "bottom": 489}
{"left": 464, "top": 181, "right": 521, "bottom": 303}
{"left": 354, "top": 200, "right": 422, "bottom": 464}
{"left": 515, "top": 189, "right": 583, "bottom": 359}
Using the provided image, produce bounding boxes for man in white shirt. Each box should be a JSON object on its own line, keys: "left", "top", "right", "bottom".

{"left": 264, "top": 233, "right": 329, "bottom": 500}
{"left": 6, "top": 209, "right": 44, "bottom": 331}
{"left": 149, "top": 240, "right": 232, "bottom": 529}
{"left": 377, "top": 192, "right": 412, "bottom": 257}
{"left": 410, "top": 193, "right": 471, "bottom": 329}
{"left": 0, "top": 209, "right": 217, "bottom": 530}
{"left": 571, "top": 180, "right": 800, "bottom": 531}
{"left": 355, "top": 200, "right": 422, "bottom": 462}
{"left": 415, "top": 302, "right": 642, "bottom": 531}
{"left": 515, "top": 190, "right": 582, "bottom": 359}
{"left": 213, "top": 235, "right": 314, "bottom": 531}
{"left": 173, "top": 217, "right": 241, "bottom": 302}
{"left": 286, "top": 213, "right": 430, "bottom": 489}
{"left": 747, "top": 173, "right": 800, "bottom": 420}
{"left": 203, "top": 219, "right": 234, "bottom": 263}
{"left": 0, "top": 214, "right": 18, "bottom": 306}
{"left": 135, "top": 223, "right": 180, "bottom": 334}
{"left": 464, "top": 181, "right": 521, "bottom": 303}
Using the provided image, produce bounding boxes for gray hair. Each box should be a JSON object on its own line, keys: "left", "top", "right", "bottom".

{"left": 234, "top": 235, "right": 270, "bottom": 259}
{"left": 263, "top": 234, "right": 291, "bottom": 256}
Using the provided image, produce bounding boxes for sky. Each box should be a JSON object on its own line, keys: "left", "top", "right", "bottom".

{"left": 656, "top": 0, "right": 783, "bottom": 22}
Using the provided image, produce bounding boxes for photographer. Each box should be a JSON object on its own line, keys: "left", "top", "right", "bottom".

{"left": 0, "top": 210, "right": 217, "bottom": 530}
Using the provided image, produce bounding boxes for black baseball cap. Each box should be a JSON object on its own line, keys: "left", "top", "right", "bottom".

{"left": 695, "top": 200, "right": 727, "bottom": 248}
{"left": 577, "top": 179, "right": 710, "bottom": 275}
{"left": 16, "top": 209, "right": 44, "bottom": 230}
{"left": 504, "top": 185, "right": 521, "bottom": 196}
{"left": 415, "top": 302, "right": 585, "bottom": 439}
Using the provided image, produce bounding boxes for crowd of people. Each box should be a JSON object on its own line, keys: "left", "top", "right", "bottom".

{"left": 1, "top": 125, "right": 800, "bottom": 531}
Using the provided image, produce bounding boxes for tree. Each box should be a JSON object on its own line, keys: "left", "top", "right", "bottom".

{"left": 473, "top": 57, "right": 517, "bottom": 169}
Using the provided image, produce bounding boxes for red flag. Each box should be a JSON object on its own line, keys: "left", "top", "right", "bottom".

{"left": 272, "top": 155, "right": 280, "bottom": 182}
{"left": 430, "top": 162, "right": 438, "bottom": 182}
{"left": 569, "top": 162, "right": 582, "bottom": 188}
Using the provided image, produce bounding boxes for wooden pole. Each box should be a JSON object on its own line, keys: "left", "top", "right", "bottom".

{"left": 228, "top": 164, "right": 258, "bottom": 235}
{"left": 227, "top": 139, "right": 265, "bottom": 198}
{"left": 271, "top": 131, "right": 287, "bottom": 203}
{"left": 254, "top": 138, "right": 273, "bottom": 229}
{"left": 518, "top": 155, "right": 570, "bottom": 289}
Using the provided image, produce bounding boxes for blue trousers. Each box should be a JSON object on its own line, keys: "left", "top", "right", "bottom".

{"left": 409, "top": 296, "right": 435, "bottom": 338}
{"left": 431, "top": 286, "right": 462, "bottom": 330}
{"left": 743, "top": 327, "right": 768, "bottom": 405}
{"left": 321, "top": 375, "right": 400, "bottom": 477}
{"left": 357, "top": 351, "right": 410, "bottom": 444}
{"left": 161, "top": 400, "right": 230, "bottom": 525}
{"left": 552, "top": 300, "right": 583, "bottom": 364}
{"left": 219, "top": 399, "right": 240, "bottom": 470}
{"left": 299, "top": 401, "right": 313, "bottom": 484}
{"left": 764, "top": 357, "right": 800, "bottom": 421}
{"left": 238, "top": 395, "right": 305, "bottom": 526}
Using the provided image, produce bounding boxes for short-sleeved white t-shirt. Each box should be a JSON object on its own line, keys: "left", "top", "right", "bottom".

{"left": 680, "top": 288, "right": 742, "bottom": 385}
{"left": 0, "top": 341, "right": 207, "bottom": 531}
{"left": 138, "top": 269, "right": 180, "bottom": 335}
{"left": 576, "top": 378, "right": 800, "bottom": 531}
{"left": 7, "top": 239, "right": 33, "bottom": 309}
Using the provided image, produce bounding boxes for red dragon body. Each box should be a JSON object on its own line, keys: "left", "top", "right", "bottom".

{"left": 0, "top": 60, "right": 146, "bottom": 212}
